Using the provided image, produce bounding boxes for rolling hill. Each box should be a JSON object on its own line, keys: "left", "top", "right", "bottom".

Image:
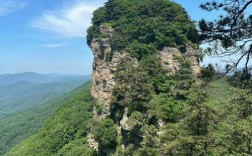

{"left": 0, "top": 72, "right": 91, "bottom": 118}
{"left": 5, "top": 82, "right": 94, "bottom": 156}
{"left": 0, "top": 81, "right": 92, "bottom": 155}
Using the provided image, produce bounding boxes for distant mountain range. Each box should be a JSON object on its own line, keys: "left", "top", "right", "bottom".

{"left": 0, "top": 72, "right": 90, "bottom": 85}
{"left": 0, "top": 72, "right": 91, "bottom": 118}
{"left": 236, "top": 65, "right": 252, "bottom": 72}
{"left": 220, "top": 65, "right": 252, "bottom": 75}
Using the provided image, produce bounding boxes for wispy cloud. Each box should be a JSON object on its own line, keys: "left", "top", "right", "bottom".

{"left": 32, "top": 1, "right": 101, "bottom": 38}
{"left": 40, "top": 43, "right": 65, "bottom": 48}
{"left": 0, "top": 0, "right": 28, "bottom": 16}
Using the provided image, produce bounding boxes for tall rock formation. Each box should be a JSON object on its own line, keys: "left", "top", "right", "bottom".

{"left": 86, "top": 1, "right": 203, "bottom": 154}
{"left": 90, "top": 26, "right": 138, "bottom": 119}
{"left": 88, "top": 25, "right": 201, "bottom": 152}
{"left": 90, "top": 26, "right": 200, "bottom": 116}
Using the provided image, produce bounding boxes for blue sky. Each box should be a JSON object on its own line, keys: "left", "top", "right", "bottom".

{"left": 0, "top": 0, "right": 233, "bottom": 75}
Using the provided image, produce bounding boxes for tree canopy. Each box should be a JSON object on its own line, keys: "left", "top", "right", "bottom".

{"left": 87, "top": 0, "right": 199, "bottom": 60}
{"left": 199, "top": 0, "right": 252, "bottom": 75}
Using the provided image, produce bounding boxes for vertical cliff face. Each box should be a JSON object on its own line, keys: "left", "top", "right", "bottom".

{"left": 90, "top": 26, "right": 138, "bottom": 119}
{"left": 89, "top": 26, "right": 139, "bottom": 152}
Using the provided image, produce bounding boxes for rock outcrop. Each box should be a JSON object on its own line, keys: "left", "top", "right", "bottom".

{"left": 185, "top": 46, "right": 201, "bottom": 75}
{"left": 91, "top": 26, "right": 200, "bottom": 118}
{"left": 91, "top": 26, "right": 140, "bottom": 119}
{"left": 158, "top": 47, "right": 200, "bottom": 74}
{"left": 88, "top": 26, "right": 138, "bottom": 151}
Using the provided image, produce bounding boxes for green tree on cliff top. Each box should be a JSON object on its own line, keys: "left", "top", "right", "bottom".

{"left": 87, "top": 0, "right": 199, "bottom": 60}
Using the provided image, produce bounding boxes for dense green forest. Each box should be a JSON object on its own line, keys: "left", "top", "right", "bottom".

{"left": 0, "top": 73, "right": 90, "bottom": 155}
{"left": 0, "top": 96, "right": 62, "bottom": 155}
{"left": 0, "top": 82, "right": 90, "bottom": 155}
{"left": 87, "top": 0, "right": 199, "bottom": 60}
{"left": 93, "top": 57, "right": 252, "bottom": 155}
{"left": 6, "top": 82, "right": 95, "bottom": 156}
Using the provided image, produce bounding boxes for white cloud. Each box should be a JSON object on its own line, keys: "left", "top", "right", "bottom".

{"left": 0, "top": 0, "right": 28, "bottom": 16}
{"left": 32, "top": 2, "right": 100, "bottom": 38}
{"left": 40, "top": 43, "right": 65, "bottom": 48}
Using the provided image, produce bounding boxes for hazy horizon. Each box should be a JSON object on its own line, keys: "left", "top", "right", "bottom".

{"left": 0, "top": 71, "right": 91, "bottom": 76}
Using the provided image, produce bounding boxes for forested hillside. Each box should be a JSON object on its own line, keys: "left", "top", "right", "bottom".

{"left": 0, "top": 82, "right": 90, "bottom": 155}
{"left": 0, "top": 74, "right": 90, "bottom": 155}
{"left": 0, "top": 73, "right": 90, "bottom": 118}
{"left": 87, "top": 0, "right": 252, "bottom": 155}
{"left": 6, "top": 83, "right": 95, "bottom": 156}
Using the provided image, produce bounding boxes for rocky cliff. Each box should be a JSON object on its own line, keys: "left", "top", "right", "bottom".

{"left": 90, "top": 26, "right": 139, "bottom": 118}
{"left": 91, "top": 26, "right": 200, "bottom": 116}
{"left": 88, "top": 25, "right": 201, "bottom": 152}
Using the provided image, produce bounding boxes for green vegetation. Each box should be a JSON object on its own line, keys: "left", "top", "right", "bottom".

{"left": 6, "top": 82, "right": 95, "bottom": 156}
{"left": 92, "top": 40, "right": 252, "bottom": 155}
{"left": 0, "top": 73, "right": 90, "bottom": 119}
{"left": 228, "top": 68, "right": 252, "bottom": 90}
{"left": 0, "top": 81, "right": 92, "bottom": 155}
{"left": 0, "top": 74, "right": 90, "bottom": 155}
{"left": 93, "top": 119, "right": 117, "bottom": 150}
{"left": 10, "top": 75, "right": 252, "bottom": 155}
{"left": 201, "top": 63, "right": 216, "bottom": 82}
{"left": 87, "top": 0, "right": 199, "bottom": 60}
{"left": 0, "top": 96, "right": 62, "bottom": 155}
{"left": 109, "top": 53, "right": 199, "bottom": 154}
{"left": 111, "top": 69, "right": 252, "bottom": 156}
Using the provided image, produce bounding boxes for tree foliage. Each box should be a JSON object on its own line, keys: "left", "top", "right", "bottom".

{"left": 199, "top": 0, "right": 252, "bottom": 75}
{"left": 6, "top": 83, "right": 95, "bottom": 156}
{"left": 228, "top": 68, "right": 252, "bottom": 89}
{"left": 87, "top": 0, "right": 199, "bottom": 60}
{"left": 201, "top": 64, "right": 216, "bottom": 82}
{"left": 110, "top": 53, "right": 199, "bottom": 154}
{"left": 93, "top": 119, "right": 118, "bottom": 150}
